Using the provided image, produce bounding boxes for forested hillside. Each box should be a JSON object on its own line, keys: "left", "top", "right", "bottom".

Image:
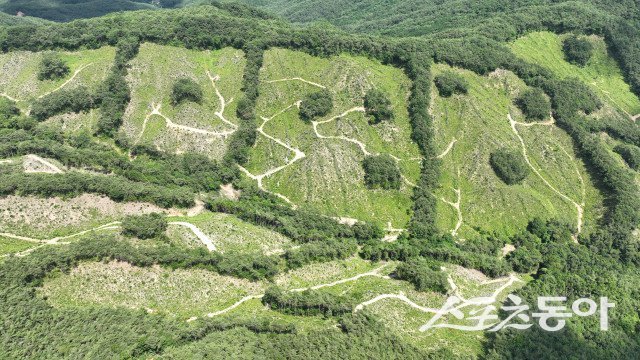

{"left": 0, "top": 1, "right": 639, "bottom": 359}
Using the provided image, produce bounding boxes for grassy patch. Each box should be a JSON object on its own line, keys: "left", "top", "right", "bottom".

{"left": 247, "top": 48, "right": 421, "bottom": 228}
{"left": 166, "top": 212, "right": 293, "bottom": 255}
{"left": 0, "top": 47, "right": 115, "bottom": 113}
{"left": 509, "top": 31, "right": 640, "bottom": 116}
{"left": 123, "top": 44, "right": 245, "bottom": 159}
{"left": 39, "top": 260, "right": 266, "bottom": 318}
{"left": 431, "top": 64, "right": 603, "bottom": 238}
{"left": 0, "top": 235, "right": 37, "bottom": 256}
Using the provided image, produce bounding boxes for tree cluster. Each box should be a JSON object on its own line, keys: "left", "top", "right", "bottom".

{"left": 562, "top": 34, "right": 594, "bottom": 67}
{"left": 515, "top": 88, "right": 551, "bottom": 121}
{"left": 299, "top": 89, "right": 333, "bottom": 121}
{"left": 362, "top": 154, "right": 401, "bottom": 190}
{"left": 171, "top": 78, "right": 203, "bottom": 105}
{"left": 364, "top": 89, "right": 393, "bottom": 124}
{"left": 434, "top": 70, "right": 469, "bottom": 97}
{"left": 121, "top": 213, "right": 168, "bottom": 239}
{"left": 395, "top": 258, "right": 448, "bottom": 293}
{"left": 490, "top": 148, "right": 529, "bottom": 185}
{"left": 37, "top": 52, "right": 69, "bottom": 81}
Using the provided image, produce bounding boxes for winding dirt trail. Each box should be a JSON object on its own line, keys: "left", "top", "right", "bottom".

{"left": 508, "top": 113, "right": 584, "bottom": 236}
{"left": 238, "top": 102, "right": 306, "bottom": 207}
{"left": 1, "top": 93, "right": 19, "bottom": 102}
{"left": 441, "top": 188, "right": 462, "bottom": 237}
{"left": 24, "top": 154, "right": 64, "bottom": 174}
{"left": 353, "top": 271, "right": 523, "bottom": 332}
{"left": 37, "top": 63, "right": 94, "bottom": 99}
{"left": 265, "top": 77, "right": 326, "bottom": 89}
{"left": 436, "top": 138, "right": 457, "bottom": 159}
{"left": 1, "top": 221, "right": 121, "bottom": 258}
{"left": 169, "top": 221, "right": 217, "bottom": 252}
{"left": 135, "top": 73, "right": 237, "bottom": 144}
{"left": 206, "top": 71, "right": 238, "bottom": 130}
{"left": 192, "top": 265, "right": 391, "bottom": 321}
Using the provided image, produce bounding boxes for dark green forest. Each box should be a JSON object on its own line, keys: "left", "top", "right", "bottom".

{"left": 0, "top": 1, "right": 639, "bottom": 359}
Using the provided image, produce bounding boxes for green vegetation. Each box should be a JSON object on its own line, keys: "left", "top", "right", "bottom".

{"left": 515, "top": 88, "right": 551, "bottom": 121}
{"left": 362, "top": 154, "right": 401, "bottom": 190}
{"left": 171, "top": 78, "right": 203, "bottom": 105}
{"left": 0, "top": 236, "right": 35, "bottom": 256}
{"left": 262, "top": 286, "right": 353, "bottom": 317}
{"left": 434, "top": 71, "right": 468, "bottom": 97}
{"left": 364, "top": 89, "right": 393, "bottom": 124}
{"left": 395, "top": 258, "right": 448, "bottom": 293}
{"left": 284, "top": 238, "right": 358, "bottom": 269}
{"left": 298, "top": 89, "right": 333, "bottom": 121}
{"left": 614, "top": 144, "right": 640, "bottom": 170}
{"left": 121, "top": 213, "right": 168, "bottom": 239}
{"left": 0, "top": 2, "right": 639, "bottom": 358}
{"left": 30, "top": 86, "right": 97, "bottom": 121}
{"left": 37, "top": 52, "right": 69, "bottom": 80}
{"left": 562, "top": 34, "right": 594, "bottom": 66}
{"left": 490, "top": 148, "right": 529, "bottom": 185}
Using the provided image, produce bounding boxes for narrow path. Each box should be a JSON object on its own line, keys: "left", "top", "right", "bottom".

{"left": 238, "top": 102, "right": 306, "bottom": 207}
{"left": 441, "top": 188, "right": 462, "bottom": 237}
{"left": 135, "top": 73, "right": 236, "bottom": 144}
{"left": 632, "top": 114, "right": 640, "bottom": 122}
{"left": 1, "top": 93, "right": 19, "bottom": 102}
{"left": 136, "top": 103, "right": 236, "bottom": 144}
{"left": 436, "top": 138, "right": 457, "bottom": 159}
{"left": 1, "top": 221, "right": 121, "bottom": 258}
{"left": 312, "top": 106, "right": 422, "bottom": 190}
{"left": 24, "top": 154, "right": 64, "bottom": 174}
{"left": 353, "top": 271, "right": 523, "bottom": 332}
{"left": 0, "top": 159, "right": 13, "bottom": 164}
{"left": 289, "top": 265, "right": 390, "bottom": 292}
{"left": 37, "top": 63, "right": 93, "bottom": 99}
{"left": 508, "top": 113, "right": 583, "bottom": 235}
{"left": 193, "top": 265, "right": 390, "bottom": 321}
{"left": 168, "top": 221, "right": 217, "bottom": 252}
{"left": 206, "top": 71, "right": 238, "bottom": 129}
{"left": 265, "top": 77, "right": 326, "bottom": 89}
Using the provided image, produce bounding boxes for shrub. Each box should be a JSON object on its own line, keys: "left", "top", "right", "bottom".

{"left": 31, "top": 86, "right": 97, "bottom": 121}
{"left": 516, "top": 88, "right": 551, "bottom": 121}
{"left": 395, "top": 258, "right": 448, "bottom": 293}
{"left": 170, "top": 78, "right": 203, "bottom": 105}
{"left": 262, "top": 286, "right": 353, "bottom": 317}
{"left": 614, "top": 144, "right": 640, "bottom": 171}
{"left": 362, "top": 154, "right": 401, "bottom": 190}
{"left": 37, "top": 53, "right": 70, "bottom": 81}
{"left": 490, "top": 148, "right": 529, "bottom": 185}
{"left": 507, "top": 245, "right": 543, "bottom": 273}
{"left": 434, "top": 71, "right": 468, "bottom": 97}
{"left": 284, "top": 238, "right": 358, "bottom": 269}
{"left": 121, "top": 213, "right": 168, "bottom": 239}
{"left": 563, "top": 35, "right": 593, "bottom": 66}
{"left": 0, "top": 98, "right": 19, "bottom": 121}
{"left": 364, "top": 89, "right": 393, "bottom": 124}
{"left": 299, "top": 89, "right": 333, "bottom": 121}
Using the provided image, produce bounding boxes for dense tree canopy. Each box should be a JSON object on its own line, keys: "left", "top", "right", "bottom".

{"left": 171, "top": 78, "right": 203, "bottom": 105}
{"left": 364, "top": 89, "right": 393, "bottom": 124}
{"left": 299, "top": 89, "right": 333, "bottom": 121}
{"left": 563, "top": 34, "right": 594, "bottom": 66}
{"left": 490, "top": 148, "right": 529, "bottom": 185}
{"left": 434, "top": 71, "right": 468, "bottom": 97}
{"left": 37, "top": 52, "right": 69, "bottom": 81}
{"left": 362, "top": 154, "right": 401, "bottom": 190}
{"left": 121, "top": 213, "right": 168, "bottom": 239}
{"left": 516, "top": 88, "right": 551, "bottom": 121}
